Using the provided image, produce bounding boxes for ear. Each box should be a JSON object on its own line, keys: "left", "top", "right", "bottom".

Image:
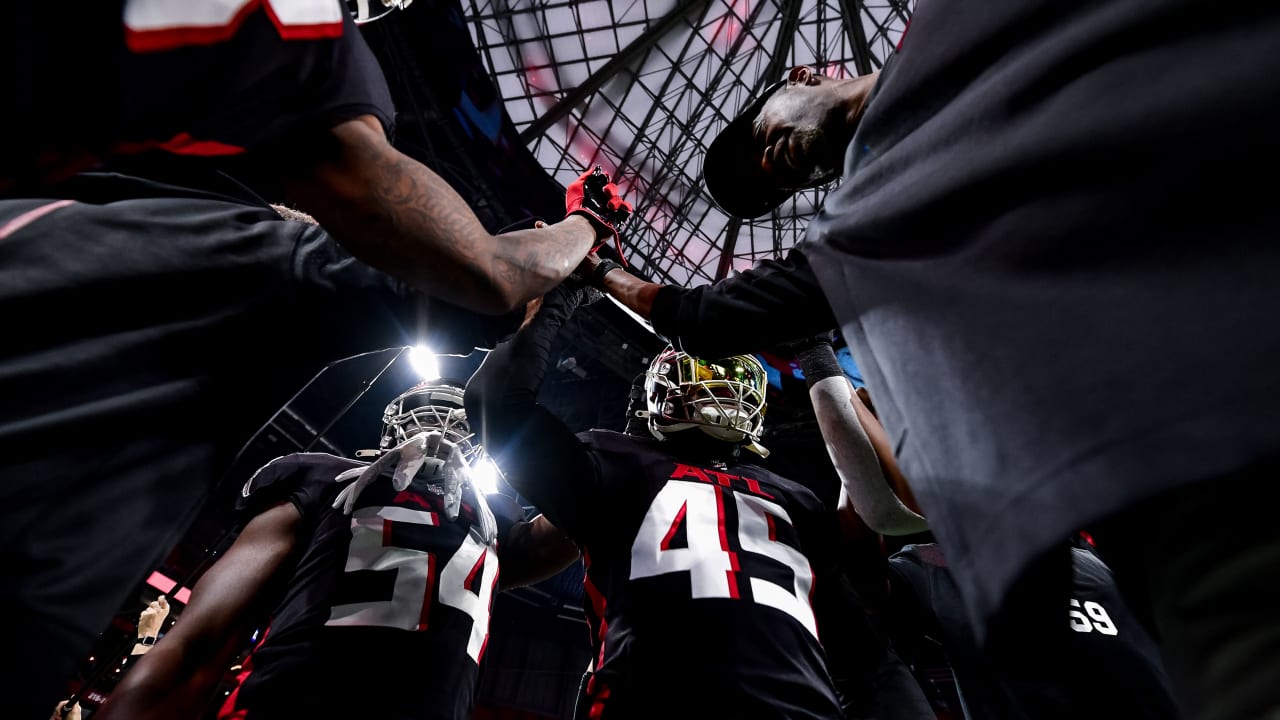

{"left": 787, "top": 65, "right": 816, "bottom": 86}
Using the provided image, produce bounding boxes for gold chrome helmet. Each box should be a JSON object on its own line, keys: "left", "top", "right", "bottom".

{"left": 643, "top": 346, "right": 767, "bottom": 445}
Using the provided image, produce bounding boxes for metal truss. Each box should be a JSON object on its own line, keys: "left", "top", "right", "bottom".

{"left": 464, "top": 0, "right": 914, "bottom": 287}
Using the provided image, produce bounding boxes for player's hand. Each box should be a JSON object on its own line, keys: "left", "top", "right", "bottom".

{"left": 565, "top": 166, "right": 633, "bottom": 254}
{"left": 52, "top": 700, "right": 80, "bottom": 720}
{"left": 333, "top": 431, "right": 458, "bottom": 514}
{"left": 137, "top": 595, "right": 169, "bottom": 637}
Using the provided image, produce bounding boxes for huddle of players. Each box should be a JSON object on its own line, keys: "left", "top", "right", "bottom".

{"left": 97, "top": 278, "right": 1179, "bottom": 720}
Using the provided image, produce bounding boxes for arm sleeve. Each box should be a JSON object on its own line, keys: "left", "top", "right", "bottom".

{"left": 236, "top": 455, "right": 334, "bottom": 523}
{"left": 648, "top": 243, "right": 837, "bottom": 359}
{"left": 119, "top": 10, "right": 396, "bottom": 154}
{"left": 810, "top": 373, "right": 929, "bottom": 536}
{"left": 465, "top": 287, "right": 603, "bottom": 541}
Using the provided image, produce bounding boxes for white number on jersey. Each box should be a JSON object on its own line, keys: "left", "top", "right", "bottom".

{"left": 1069, "top": 598, "right": 1119, "bottom": 635}
{"left": 630, "top": 481, "right": 818, "bottom": 639}
{"left": 327, "top": 506, "right": 499, "bottom": 663}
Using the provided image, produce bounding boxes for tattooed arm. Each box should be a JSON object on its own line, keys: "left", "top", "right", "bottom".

{"left": 283, "top": 115, "right": 598, "bottom": 315}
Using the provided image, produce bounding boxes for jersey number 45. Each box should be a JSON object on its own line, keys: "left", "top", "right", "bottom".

{"left": 630, "top": 481, "right": 818, "bottom": 640}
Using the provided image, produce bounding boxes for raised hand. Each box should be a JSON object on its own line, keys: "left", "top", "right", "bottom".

{"left": 333, "top": 431, "right": 457, "bottom": 514}
{"left": 565, "top": 166, "right": 633, "bottom": 261}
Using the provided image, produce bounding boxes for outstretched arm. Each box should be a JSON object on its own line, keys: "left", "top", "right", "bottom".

{"left": 95, "top": 502, "right": 302, "bottom": 720}
{"left": 464, "top": 283, "right": 602, "bottom": 538}
{"left": 284, "top": 115, "right": 608, "bottom": 315}
{"left": 794, "top": 335, "right": 928, "bottom": 535}
{"left": 580, "top": 244, "right": 836, "bottom": 359}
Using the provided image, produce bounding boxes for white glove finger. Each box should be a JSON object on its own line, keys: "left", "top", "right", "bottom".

{"left": 332, "top": 481, "right": 357, "bottom": 512}
{"left": 392, "top": 454, "right": 430, "bottom": 491}
{"left": 423, "top": 430, "right": 444, "bottom": 458}
{"left": 334, "top": 466, "right": 364, "bottom": 483}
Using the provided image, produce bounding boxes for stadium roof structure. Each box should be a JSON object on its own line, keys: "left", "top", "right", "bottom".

{"left": 462, "top": 0, "right": 914, "bottom": 287}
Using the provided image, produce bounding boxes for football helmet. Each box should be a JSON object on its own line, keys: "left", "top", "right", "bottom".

{"left": 346, "top": 0, "right": 411, "bottom": 25}
{"left": 380, "top": 381, "right": 479, "bottom": 465}
{"left": 644, "top": 346, "right": 767, "bottom": 444}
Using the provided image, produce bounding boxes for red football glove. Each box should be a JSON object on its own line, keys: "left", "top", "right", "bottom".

{"left": 565, "top": 166, "right": 633, "bottom": 265}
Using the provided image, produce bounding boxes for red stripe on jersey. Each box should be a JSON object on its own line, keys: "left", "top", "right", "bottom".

{"left": 659, "top": 502, "right": 687, "bottom": 551}
{"left": 125, "top": 0, "right": 342, "bottom": 53}
{"left": 588, "top": 682, "right": 611, "bottom": 720}
{"left": 744, "top": 478, "right": 774, "bottom": 499}
{"left": 113, "top": 133, "right": 246, "bottom": 158}
{"left": 125, "top": 0, "right": 265, "bottom": 53}
{"left": 0, "top": 200, "right": 74, "bottom": 240}
{"left": 465, "top": 549, "right": 488, "bottom": 589}
{"left": 715, "top": 487, "right": 740, "bottom": 599}
{"left": 159, "top": 133, "right": 246, "bottom": 157}
{"left": 261, "top": 1, "right": 343, "bottom": 40}
{"left": 217, "top": 626, "right": 270, "bottom": 720}
{"left": 581, "top": 555, "right": 611, "bottom": 674}
{"left": 418, "top": 552, "right": 437, "bottom": 630}
{"left": 766, "top": 513, "right": 777, "bottom": 542}
{"left": 383, "top": 517, "right": 393, "bottom": 547}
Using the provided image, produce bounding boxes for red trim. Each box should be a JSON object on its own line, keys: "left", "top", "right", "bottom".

{"left": 392, "top": 489, "right": 432, "bottom": 510}
{"left": 418, "top": 553, "right": 437, "bottom": 630}
{"left": 744, "top": 478, "right": 774, "bottom": 499}
{"left": 125, "top": 0, "right": 264, "bottom": 53}
{"left": 383, "top": 518, "right": 393, "bottom": 547}
{"left": 715, "top": 487, "right": 740, "bottom": 599}
{"left": 659, "top": 502, "right": 687, "bottom": 551}
{"left": 261, "top": 1, "right": 343, "bottom": 40}
{"left": 465, "top": 549, "right": 488, "bottom": 589}
{"left": 217, "top": 626, "right": 270, "bottom": 720}
{"left": 113, "top": 133, "right": 245, "bottom": 159}
{"left": 125, "top": 0, "right": 342, "bottom": 53}
{"left": 766, "top": 513, "right": 777, "bottom": 542}
{"left": 0, "top": 200, "right": 75, "bottom": 240}
{"left": 588, "top": 683, "right": 611, "bottom": 720}
{"left": 158, "top": 133, "right": 245, "bottom": 157}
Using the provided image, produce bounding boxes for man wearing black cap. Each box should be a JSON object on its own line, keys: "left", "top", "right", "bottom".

{"left": 580, "top": 3, "right": 1280, "bottom": 716}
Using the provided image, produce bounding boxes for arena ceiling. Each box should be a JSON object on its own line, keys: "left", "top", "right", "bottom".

{"left": 462, "top": 0, "right": 915, "bottom": 287}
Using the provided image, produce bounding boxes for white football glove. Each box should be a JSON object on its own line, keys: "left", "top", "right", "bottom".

{"left": 333, "top": 431, "right": 455, "bottom": 515}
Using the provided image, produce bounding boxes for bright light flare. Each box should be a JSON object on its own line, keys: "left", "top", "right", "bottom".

{"left": 409, "top": 345, "right": 439, "bottom": 380}
{"left": 470, "top": 456, "right": 502, "bottom": 495}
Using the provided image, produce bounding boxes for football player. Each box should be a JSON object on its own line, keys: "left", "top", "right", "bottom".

{"left": 3, "top": 2, "right": 630, "bottom": 711}
{"left": 96, "top": 381, "right": 579, "bottom": 720}
{"left": 464, "top": 283, "right": 934, "bottom": 720}
{"left": 790, "top": 333, "right": 1180, "bottom": 719}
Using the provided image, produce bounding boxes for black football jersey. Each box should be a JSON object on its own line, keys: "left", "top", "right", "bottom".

{"left": 561, "top": 431, "right": 846, "bottom": 720}
{"left": 5, "top": 1, "right": 394, "bottom": 189}
{"left": 219, "top": 452, "right": 522, "bottom": 720}
{"left": 887, "top": 542, "right": 1179, "bottom": 720}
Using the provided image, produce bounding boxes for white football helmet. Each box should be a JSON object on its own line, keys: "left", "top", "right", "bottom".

{"left": 644, "top": 346, "right": 767, "bottom": 445}
{"left": 380, "top": 381, "right": 479, "bottom": 465}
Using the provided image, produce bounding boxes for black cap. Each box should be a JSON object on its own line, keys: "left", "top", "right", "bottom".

{"left": 701, "top": 79, "right": 789, "bottom": 219}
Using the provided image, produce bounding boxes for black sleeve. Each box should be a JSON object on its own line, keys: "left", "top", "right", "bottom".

{"left": 649, "top": 243, "right": 837, "bottom": 359}
{"left": 465, "top": 286, "right": 603, "bottom": 541}
{"left": 118, "top": 9, "right": 396, "bottom": 154}
{"left": 236, "top": 454, "right": 336, "bottom": 523}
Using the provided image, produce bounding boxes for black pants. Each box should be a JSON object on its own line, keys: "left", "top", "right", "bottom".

{"left": 1089, "top": 457, "right": 1280, "bottom": 720}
